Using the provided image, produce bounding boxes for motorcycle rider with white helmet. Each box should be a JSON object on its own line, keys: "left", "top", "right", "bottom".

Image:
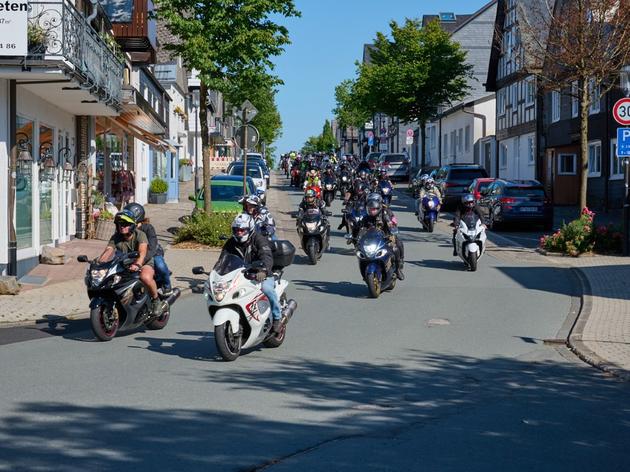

{"left": 416, "top": 177, "right": 442, "bottom": 220}
{"left": 241, "top": 193, "right": 277, "bottom": 240}
{"left": 219, "top": 214, "right": 283, "bottom": 332}
{"left": 452, "top": 194, "right": 485, "bottom": 256}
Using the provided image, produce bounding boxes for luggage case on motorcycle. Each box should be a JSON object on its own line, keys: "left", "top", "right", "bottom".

{"left": 271, "top": 240, "right": 296, "bottom": 270}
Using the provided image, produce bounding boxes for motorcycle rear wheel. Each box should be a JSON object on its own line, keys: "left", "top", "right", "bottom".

{"left": 91, "top": 304, "right": 119, "bottom": 341}
{"left": 215, "top": 321, "right": 241, "bottom": 361}
{"left": 146, "top": 306, "right": 170, "bottom": 330}
{"left": 367, "top": 273, "right": 381, "bottom": 298}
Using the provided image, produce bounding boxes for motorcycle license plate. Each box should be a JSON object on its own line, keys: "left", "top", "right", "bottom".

{"left": 520, "top": 207, "right": 538, "bottom": 212}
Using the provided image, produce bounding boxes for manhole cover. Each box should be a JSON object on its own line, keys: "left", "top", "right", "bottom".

{"left": 426, "top": 318, "right": 451, "bottom": 327}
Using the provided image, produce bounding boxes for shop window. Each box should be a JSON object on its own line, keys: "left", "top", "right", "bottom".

{"left": 558, "top": 154, "right": 576, "bottom": 175}
{"left": 16, "top": 116, "right": 34, "bottom": 250}
{"left": 39, "top": 124, "right": 54, "bottom": 246}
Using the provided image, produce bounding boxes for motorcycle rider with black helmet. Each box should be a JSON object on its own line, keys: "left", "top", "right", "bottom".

{"left": 352, "top": 193, "right": 405, "bottom": 280}
{"left": 219, "top": 213, "right": 283, "bottom": 332}
{"left": 97, "top": 209, "right": 167, "bottom": 316}
{"left": 339, "top": 181, "right": 368, "bottom": 232}
{"left": 452, "top": 194, "right": 486, "bottom": 256}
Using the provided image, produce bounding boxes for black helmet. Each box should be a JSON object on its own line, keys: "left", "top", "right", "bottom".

{"left": 366, "top": 195, "right": 382, "bottom": 216}
{"left": 124, "top": 202, "right": 145, "bottom": 223}
{"left": 358, "top": 169, "right": 368, "bottom": 181}
{"left": 114, "top": 209, "right": 137, "bottom": 235}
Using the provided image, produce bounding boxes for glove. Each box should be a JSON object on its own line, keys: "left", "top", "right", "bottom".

{"left": 255, "top": 271, "right": 267, "bottom": 283}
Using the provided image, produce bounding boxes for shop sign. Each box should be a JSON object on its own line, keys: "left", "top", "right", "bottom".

{"left": 0, "top": 1, "right": 27, "bottom": 56}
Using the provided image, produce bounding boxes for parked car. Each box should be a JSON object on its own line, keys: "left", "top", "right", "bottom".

{"left": 364, "top": 152, "right": 383, "bottom": 170}
{"left": 478, "top": 179, "right": 553, "bottom": 231}
{"left": 228, "top": 162, "right": 267, "bottom": 194}
{"left": 245, "top": 153, "right": 270, "bottom": 187}
{"left": 190, "top": 175, "right": 257, "bottom": 213}
{"left": 379, "top": 153, "right": 410, "bottom": 182}
{"left": 434, "top": 164, "right": 489, "bottom": 210}
{"left": 468, "top": 178, "right": 497, "bottom": 201}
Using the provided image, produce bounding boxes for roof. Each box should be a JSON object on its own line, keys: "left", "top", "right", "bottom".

{"left": 421, "top": 14, "right": 473, "bottom": 33}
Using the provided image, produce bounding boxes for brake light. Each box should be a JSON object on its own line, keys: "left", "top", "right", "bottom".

{"left": 444, "top": 182, "right": 457, "bottom": 188}
{"left": 500, "top": 197, "right": 516, "bottom": 204}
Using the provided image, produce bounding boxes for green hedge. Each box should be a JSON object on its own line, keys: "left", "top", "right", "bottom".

{"left": 175, "top": 211, "right": 237, "bottom": 247}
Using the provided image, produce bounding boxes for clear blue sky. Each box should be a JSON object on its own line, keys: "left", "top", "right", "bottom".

{"left": 273, "top": 0, "right": 492, "bottom": 154}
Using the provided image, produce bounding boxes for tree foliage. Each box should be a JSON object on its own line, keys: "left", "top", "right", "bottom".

{"left": 517, "top": 0, "right": 630, "bottom": 209}
{"left": 353, "top": 19, "right": 472, "bottom": 165}
{"left": 333, "top": 79, "right": 370, "bottom": 129}
{"left": 156, "top": 0, "right": 300, "bottom": 212}
{"left": 301, "top": 120, "right": 338, "bottom": 154}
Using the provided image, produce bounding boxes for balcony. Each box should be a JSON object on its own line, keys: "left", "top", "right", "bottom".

{"left": 101, "top": 0, "right": 157, "bottom": 64}
{"left": 0, "top": 0, "right": 123, "bottom": 115}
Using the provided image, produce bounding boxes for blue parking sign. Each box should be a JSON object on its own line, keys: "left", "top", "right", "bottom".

{"left": 618, "top": 128, "right": 630, "bottom": 157}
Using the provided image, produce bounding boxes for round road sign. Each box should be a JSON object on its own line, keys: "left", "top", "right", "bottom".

{"left": 613, "top": 98, "right": 630, "bottom": 126}
{"left": 406, "top": 129, "right": 414, "bottom": 138}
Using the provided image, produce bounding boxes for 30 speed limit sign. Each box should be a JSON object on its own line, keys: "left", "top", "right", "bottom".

{"left": 613, "top": 98, "right": 630, "bottom": 126}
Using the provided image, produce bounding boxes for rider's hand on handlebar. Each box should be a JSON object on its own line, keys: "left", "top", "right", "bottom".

{"left": 129, "top": 263, "right": 141, "bottom": 272}
{"left": 254, "top": 271, "right": 267, "bottom": 282}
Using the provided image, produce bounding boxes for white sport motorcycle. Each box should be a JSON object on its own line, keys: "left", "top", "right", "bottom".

{"left": 454, "top": 214, "right": 487, "bottom": 272}
{"left": 192, "top": 241, "right": 297, "bottom": 361}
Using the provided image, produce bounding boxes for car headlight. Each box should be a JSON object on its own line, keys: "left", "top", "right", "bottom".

{"left": 90, "top": 269, "right": 107, "bottom": 285}
{"left": 305, "top": 222, "right": 318, "bottom": 232}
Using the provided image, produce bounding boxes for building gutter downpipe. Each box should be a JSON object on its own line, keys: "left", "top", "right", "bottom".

{"left": 86, "top": 0, "right": 98, "bottom": 24}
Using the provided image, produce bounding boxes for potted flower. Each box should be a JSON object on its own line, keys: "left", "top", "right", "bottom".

{"left": 149, "top": 177, "right": 168, "bottom": 204}
{"left": 94, "top": 209, "right": 116, "bottom": 241}
{"left": 179, "top": 158, "right": 192, "bottom": 182}
{"left": 28, "top": 23, "right": 49, "bottom": 54}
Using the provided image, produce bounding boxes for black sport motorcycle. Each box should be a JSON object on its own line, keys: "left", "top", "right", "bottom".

{"left": 322, "top": 175, "right": 337, "bottom": 207}
{"left": 296, "top": 208, "right": 330, "bottom": 265}
{"left": 338, "top": 170, "right": 352, "bottom": 198}
{"left": 78, "top": 251, "right": 181, "bottom": 341}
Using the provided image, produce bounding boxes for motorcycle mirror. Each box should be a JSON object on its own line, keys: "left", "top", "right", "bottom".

{"left": 77, "top": 255, "right": 89, "bottom": 263}
{"left": 326, "top": 211, "right": 333, "bottom": 217}
{"left": 218, "top": 235, "right": 228, "bottom": 241}
{"left": 192, "top": 266, "right": 207, "bottom": 275}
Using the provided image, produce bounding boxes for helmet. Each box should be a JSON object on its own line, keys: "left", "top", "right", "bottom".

{"left": 231, "top": 213, "right": 255, "bottom": 243}
{"left": 358, "top": 169, "right": 368, "bottom": 181}
{"left": 462, "top": 194, "right": 475, "bottom": 208}
{"left": 305, "top": 188, "right": 317, "bottom": 204}
{"left": 309, "top": 169, "right": 318, "bottom": 178}
{"left": 367, "top": 192, "right": 383, "bottom": 206}
{"left": 425, "top": 178, "right": 435, "bottom": 190}
{"left": 242, "top": 194, "right": 262, "bottom": 214}
{"left": 420, "top": 174, "right": 429, "bottom": 183}
{"left": 114, "top": 210, "right": 137, "bottom": 236}
{"left": 366, "top": 194, "right": 382, "bottom": 217}
{"left": 124, "top": 202, "right": 145, "bottom": 223}
{"left": 355, "top": 181, "right": 367, "bottom": 196}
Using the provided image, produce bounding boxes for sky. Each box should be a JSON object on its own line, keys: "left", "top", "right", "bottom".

{"left": 272, "top": 0, "right": 492, "bottom": 154}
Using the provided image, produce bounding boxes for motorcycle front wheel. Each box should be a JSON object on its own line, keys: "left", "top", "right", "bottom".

{"left": 91, "top": 304, "right": 119, "bottom": 341}
{"left": 367, "top": 273, "right": 381, "bottom": 298}
{"left": 426, "top": 218, "right": 434, "bottom": 233}
{"left": 468, "top": 252, "right": 478, "bottom": 272}
{"left": 215, "top": 321, "right": 242, "bottom": 361}
{"left": 306, "top": 240, "right": 319, "bottom": 265}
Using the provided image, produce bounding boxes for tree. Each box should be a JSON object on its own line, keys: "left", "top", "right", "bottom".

{"left": 355, "top": 19, "right": 472, "bottom": 166}
{"left": 319, "top": 119, "right": 337, "bottom": 153}
{"left": 517, "top": 0, "right": 630, "bottom": 209}
{"left": 333, "top": 79, "right": 370, "bottom": 154}
{"left": 301, "top": 136, "right": 320, "bottom": 155}
{"left": 157, "top": 0, "right": 300, "bottom": 213}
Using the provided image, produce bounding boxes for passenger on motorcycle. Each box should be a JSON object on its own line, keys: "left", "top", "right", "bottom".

{"left": 97, "top": 209, "right": 167, "bottom": 316}
{"left": 241, "top": 194, "right": 277, "bottom": 239}
{"left": 124, "top": 202, "right": 173, "bottom": 297}
{"left": 303, "top": 168, "right": 321, "bottom": 189}
{"left": 452, "top": 194, "right": 486, "bottom": 256}
{"left": 416, "top": 177, "right": 442, "bottom": 218}
{"left": 220, "top": 213, "right": 283, "bottom": 332}
{"left": 353, "top": 193, "right": 405, "bottom": 280}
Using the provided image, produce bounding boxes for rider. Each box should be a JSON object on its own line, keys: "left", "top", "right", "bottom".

{"left": 241, "top": 193, "right": 277, "bottom": 239}
{"left": 416, "top": 177, "right": 442, "bottom": 219}
{"left": 220, "top": 213, "right": 283, "bottom": 332}
{"left": 452, "top": 194, "right": 485, "bottom": 256}
{"left": 338, "top": 181, "right": 368, "bottom": 232}
{"left": 303, "top": 168, "right": 321, "bottom": 190}
{"left": 352, "top": 193, "right": 405, "bottom": 280}
{"left": 124, "top": 202, "right": 173, "bottom": 297}
{"left": 97, "top": 209, "right": 167, "bottom": 316}
{"left": 299, "top": 188, "right": 326, "bottom": 215}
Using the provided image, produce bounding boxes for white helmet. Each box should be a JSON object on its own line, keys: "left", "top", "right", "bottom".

{"left": 231, "top": 213, "right": 255, "bottom": 243}
{"left": 420, "top": 174, "right": 429, "bottom": 183}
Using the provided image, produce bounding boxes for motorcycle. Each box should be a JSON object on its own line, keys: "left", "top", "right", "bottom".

{"left": 338, "top": 171, "right": 352, "bottom": 198}
{"left": 322, "top": 175, "right": 337, "bottom": 207}
{"left": 290, "top": 166, "right": 301, "bottom": 187}
{"left": 379, "top": 180, "right": 393, "bottom": 206}
{"left": 418, "top": 194, "right": 440, "bottom": 232}
{"left": 454, "top": 214, "right": 487, "bottom": 272}
{"left": 78, "top": 251, "right": 181, "bottom": 341}
{"left": 342, "top": 201, "right": 366, "bottom": 238}
{"left": 192, "top": 242, "right": 298, "bottom": 361}
{"left": 296, "top": 207, "right": 330, "bottom": 265}
{"left": 355, "top": 228, "right": 397, "bottom": 298}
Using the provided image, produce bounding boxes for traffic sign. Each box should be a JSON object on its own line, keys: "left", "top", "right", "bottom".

{"left": 406, "top": 136, "right": 414, "bottom": 145}
{"left": 367, "top": 131, "right": 374, "bottom": 146}
{"left": 618, "top": 128, "right": 630, "bottom": 157}
{"left": 613, "top": 98, "right": 630, "bottom": 126}
{"left": 406, "top": 129, "right": 414, "bottom": 138}
{"left": 239, "top": 100, "right": 258, "bottom": 123}
{"left": 235, "top": 124, "right": 259, "bottom": 151}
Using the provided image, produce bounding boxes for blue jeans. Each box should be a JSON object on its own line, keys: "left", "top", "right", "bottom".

{"left": 261, "top": 277, "right": 281, "bottom": 320}
{"left": 153, "top": 255, "right": 171, "bottom": 290}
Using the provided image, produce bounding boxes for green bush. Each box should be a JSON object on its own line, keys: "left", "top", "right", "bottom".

{"left": 179, "top": 159, "right": 191, "bottom": 167}
{"left": 175, "top": 211, "right": 237, "bottom": 247}
{"left": 99, "top": 209, "right": 115, "bottom": 221}
{"left": 150, "top": 177, "right": 168, "bottom": 194}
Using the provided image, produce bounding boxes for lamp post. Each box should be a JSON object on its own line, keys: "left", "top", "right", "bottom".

{"left": 189, "top": 89, "right": 200, "bottom": 195}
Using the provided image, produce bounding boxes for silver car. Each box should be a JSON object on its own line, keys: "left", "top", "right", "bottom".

{"left": 380, "top": 153, "right": 410, "bottom": 182}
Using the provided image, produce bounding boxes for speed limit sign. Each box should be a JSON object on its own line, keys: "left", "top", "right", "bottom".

{"left": 613, "top": 98, "right": 630, "bottom": 126}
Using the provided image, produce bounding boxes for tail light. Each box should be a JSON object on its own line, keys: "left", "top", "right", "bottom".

{"left": 444, "top": 182, "right": 458, "bottom": 188}
{"left": 500, "top": 197, "right": 516, "bottom": 204}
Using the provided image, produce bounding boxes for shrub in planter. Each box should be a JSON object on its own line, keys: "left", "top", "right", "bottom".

{"left": 539, "top": 207, "right": 596, "bottom": 256}
{"left": 149, "top": 177, "right": 168, "bottom": 204}
{"left": 175, "top": 212, "right": 237, "bottom": 247}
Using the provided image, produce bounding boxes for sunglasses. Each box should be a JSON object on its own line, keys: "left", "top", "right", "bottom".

{"left": 116, "top": 221, "right": 134, "bottom": 228}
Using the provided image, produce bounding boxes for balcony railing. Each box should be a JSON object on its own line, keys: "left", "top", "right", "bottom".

{"left": 26, "top": 0, "right": 124, "bottom": 109}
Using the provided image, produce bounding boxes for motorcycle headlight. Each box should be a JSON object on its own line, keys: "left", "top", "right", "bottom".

{"left": 326, "top": 184, "right": 333, "bottom": 190}
{"left": 211, "top": 280, "right": 232, "bottom": 302}
{"left": 382, "top": 187, "right": 391, "bottom": 195}
{"left": 90, "top": 269, "right": 107, "bottom": 286}
{"left": 342, "top": 176, "right": 348, "bottom": 182}
{"left": 305, "top": 222, "right": 318, "bottom": 232}
{"left": 376, "top": 249, "right": 388, "bottom": 258}
{"left": 356, "top": 251, "right": 366, "bottom": 260}
{"left": 363, "top": 243, "right": 379, "bottom": 258}
{"left": 427, "top": 200, "right": 435, "bottom": 208}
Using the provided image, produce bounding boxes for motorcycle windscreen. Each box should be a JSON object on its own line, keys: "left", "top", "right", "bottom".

{"left": 462, "top": 213, "right": 481, "bottom": 230}
{"left": 303, "top": 209, "right": 321, "bottom": 223}
{"left": 358, "top": 228, "right": 386, "bottom": 251}
{"left": 213, "top": 254, "right": 246, "bottom": 276}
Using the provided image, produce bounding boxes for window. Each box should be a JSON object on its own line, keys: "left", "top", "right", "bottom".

{"left": 465, "top": 125, "right": 471, "bottom": 152}
{"left": 457, "top": 128, "right": 463, "bottom": 153}
{"left": 450, "top": 131, "right": 456, "bottom": 158}
{"left": 500, "top": 143, "right": 508, "bottom": 168}
{"left": 527, "top": 136, "right": 535, "bottom": 164}
{"left": 430, "top": 127, "right": 436, "bottom": 149}
{"left": 525, "top": 77, "right": 535, "bottom": 105}
{"left": 571, "top": 81, "right": 579, "bottom": 118}
{"left": 558, "top": 154, "right": 576, "bottom": 175}
{"left": 443, "top": 134, "right": 448, "bottom": 157}
{"left": 552, "top": 90, "right": 561, "bottom": 122}
{"left": 589, "top": 79, "right": 600, "bottom": 114}
{"left": 588, "top": 141, "right": 601, "bottom": 177}
{"left": 611, "top": 139, "right": 624, "bottom": 180}
{"left": 498, "top": 88, "right": 506, "bottom": 116}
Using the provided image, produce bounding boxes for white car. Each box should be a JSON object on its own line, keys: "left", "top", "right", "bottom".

{"left": 228, "top": 163, "right": 267, "bottom": 194}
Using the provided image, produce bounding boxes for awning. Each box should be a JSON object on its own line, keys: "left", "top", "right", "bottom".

{"left": 110, "top": 117, "right": 177, "bottom": 152}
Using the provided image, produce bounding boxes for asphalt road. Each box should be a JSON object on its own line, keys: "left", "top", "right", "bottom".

{"left": 1, "top": 181, "right": 629, "bottom": 471}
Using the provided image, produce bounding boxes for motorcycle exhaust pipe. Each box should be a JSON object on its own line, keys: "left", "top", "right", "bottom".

{"left": 166, "top": 288, "right": 181, "bottom": 306}
{"left": 284, "top": 299, "right": 298, "bottom": 321}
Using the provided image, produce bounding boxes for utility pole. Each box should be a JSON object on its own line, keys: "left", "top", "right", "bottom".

{"left": 242, "top": 108, "right": 248, "bottom": 194}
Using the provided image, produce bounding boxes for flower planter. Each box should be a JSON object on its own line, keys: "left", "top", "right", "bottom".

{"left": 179, "top": 165, "right": 192, "bottom": 182}
{"left": 94, "top": 219, "right": 116, "bottom": 241}
{"left": 149, "top": 192, "right": 167, "bottom": 204}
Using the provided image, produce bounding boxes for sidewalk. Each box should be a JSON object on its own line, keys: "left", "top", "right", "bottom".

{"left": 396, "top": 185, "right": 630, "bottom": 380}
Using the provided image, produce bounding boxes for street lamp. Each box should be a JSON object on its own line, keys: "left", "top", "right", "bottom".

{"left": 189, "top": 89, "right": 200, "bottom": 194}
